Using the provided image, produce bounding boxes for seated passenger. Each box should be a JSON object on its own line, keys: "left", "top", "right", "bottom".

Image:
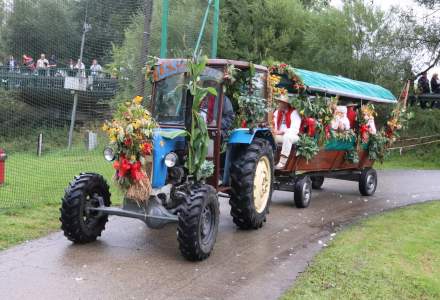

{"left": 331, "top": 106, "right": 350, "bottom": 132}
{"left": 346, "top": 103, "right": 358, "bottom": 130}
{"left": 273, "top": 94, "right": 302, "bottom": 170}
{"left": 361, "top": 105, "right": 376, "bottom": 135}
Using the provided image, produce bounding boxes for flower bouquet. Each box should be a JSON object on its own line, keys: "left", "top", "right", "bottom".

{"left": 102, "top": 96, "right": 157, "bottom": 202}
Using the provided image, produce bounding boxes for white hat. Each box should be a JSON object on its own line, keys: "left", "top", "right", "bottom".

{"left": 336, "top": 106, "right": 347, "bottom": 114}
{"left": 274, "top": 94, "right": 289, "bottom": 104}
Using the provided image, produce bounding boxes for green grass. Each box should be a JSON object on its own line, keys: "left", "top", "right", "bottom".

{"left": 282, "top": 201, "right": 440, "bottom": 300}
{"left": 0, "top": 148, "right": 123, "bottom": 250}
{"left": 378, "top": 144, "right": 440, "bottom": 170}
{"left": 0, "top": 203, "right": 61, "bottom": 250}
{"left": 0, "top": 148, "right": 122, "bottom": 207}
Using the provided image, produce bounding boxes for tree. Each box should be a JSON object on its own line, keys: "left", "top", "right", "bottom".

{"left": 72, "top": 0, "right": 144, "bottom": 65}
{"left": 219, "top": 0, "right": 308, "bottom": 63}
{"left": 5, "top": 0, "right": 79, "bottom": 64}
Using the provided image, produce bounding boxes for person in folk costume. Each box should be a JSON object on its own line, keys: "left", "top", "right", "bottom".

{"left": 346, "top": 103, "right": 358, "bottom": 130}
{"left": 361, "top": 105, "right": 377, "bottom": 134}
{"left": 273, "top": 94, "right": 302, "bottom": 170}
{"left": 331, "top": 106, "right": 351, "bottom": 131}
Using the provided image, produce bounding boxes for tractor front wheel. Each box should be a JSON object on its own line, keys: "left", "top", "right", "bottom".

{"left": 60, "top": 173, "right": 111, "bottom": 243}
{"left": 177, "top": 184, "right": 220, "bottom": 261}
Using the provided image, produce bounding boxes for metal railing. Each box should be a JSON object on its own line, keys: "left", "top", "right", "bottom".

{"left": 0, "top": 66, "right": 118, "bottom": 94}
{"left": 0, "top": 66, "right": 111, "bottom": 78}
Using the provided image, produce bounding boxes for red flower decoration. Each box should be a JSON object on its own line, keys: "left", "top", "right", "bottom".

{"left": 124, "top": 138, "right": 132, "bottom": 146}
{"left": 130, "top": 161, "right": 144, "bottom": 181}
{"left": 360, "top": 124, "right": 369, "bottom": 143}
{"left": 142, "top": 143, "right": 152, "bottom": 155}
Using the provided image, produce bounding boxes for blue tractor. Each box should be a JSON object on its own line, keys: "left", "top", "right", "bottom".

{"left": 60, "top": 59, "right": 276, "bottom": 261}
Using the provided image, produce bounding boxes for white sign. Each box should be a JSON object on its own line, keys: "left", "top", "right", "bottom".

{"left": 64, "top": 77, "right": 88, "bottom": 91}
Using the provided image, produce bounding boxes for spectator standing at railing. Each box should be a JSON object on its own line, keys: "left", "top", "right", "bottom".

{"left": 6, "top": 56, "right": 17, "bottom": 72}
{"left": 90, "top": 59, "right": 102, "bottom": 77}
{"left": 36, "top": 54, "right": 49, "bottom": 76}
{"left": 74, "top": 59, "right": 85, "bottom": 77}
{"left": 48, "top": 54, "right": 57, "bottom": 76}
{"left": 431, "top": 73, "right": 440, "bottom": 108}
{"left": 67, "top": 58, "right": 75, "bottom": 76}
{"left": 417, "top": 72, "right": 430, "bottom": 94}
{"left": 430, "top": 73, "right": 440, "bottom": 93}
{"left": 22, "top": 54, "right": 35, "bottom": 73}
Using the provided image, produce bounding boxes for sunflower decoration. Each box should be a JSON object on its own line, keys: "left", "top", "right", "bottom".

{"left": 268, "top": 62, "right": 306, "bottom": 92}
{"left": 102, "top": 96, "right": 158, "bottom": 202}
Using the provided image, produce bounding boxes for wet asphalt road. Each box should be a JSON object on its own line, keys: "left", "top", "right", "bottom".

{"left": 1, "top": 170, "right": 440, "bottom": 300}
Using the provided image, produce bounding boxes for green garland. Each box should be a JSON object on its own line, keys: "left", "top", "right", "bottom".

{"left": 224, "top": 63, "right": 268, "bottom": 128}
{"left": 296, "top": 134, "right": 320, "bottom": 162}
{"left": 345, "top": 149, "right": 360, "bottom": 164}
{"left": 367, "top": 131, "right": 390, "bottom": 163}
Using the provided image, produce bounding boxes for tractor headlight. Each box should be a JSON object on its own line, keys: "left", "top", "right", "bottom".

{"left": 103, "top": 147, "right": 115, "bottom": 162}
{"left": 164, "top": 152, "right": 178, "bottom": 168}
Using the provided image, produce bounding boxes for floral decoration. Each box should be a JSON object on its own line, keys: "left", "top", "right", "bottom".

{"left": 102, "top": 96, "right": 157, "bottom": 201}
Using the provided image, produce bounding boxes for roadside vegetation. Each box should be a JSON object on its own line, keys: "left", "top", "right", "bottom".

{"left": 378, "top": 107, "right": 440, "bottom": 170}
{"left": 282, "top": 201, "right": 440, "bottom": 300}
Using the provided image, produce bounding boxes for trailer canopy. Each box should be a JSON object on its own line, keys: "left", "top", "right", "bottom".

{"left": 295, "top": 68, "right": 397, "bottom": 103}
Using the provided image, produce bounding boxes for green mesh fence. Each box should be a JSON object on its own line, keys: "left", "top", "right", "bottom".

{"left": 0, "top": 0, "right": 218, "bottom": 209}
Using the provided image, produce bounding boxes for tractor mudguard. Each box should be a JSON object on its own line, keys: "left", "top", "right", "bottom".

{"left": 228, "top": 128, "right": 276, "bottom": 150}
{"left": 223, "top": 128, "right": 276, "bottom": 185}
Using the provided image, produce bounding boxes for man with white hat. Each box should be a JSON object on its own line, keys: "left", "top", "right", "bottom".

{"left": 273, "top": 94, "right": 302, "bottom": 170}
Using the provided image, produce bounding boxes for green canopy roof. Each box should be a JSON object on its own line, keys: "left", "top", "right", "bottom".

{"left": 295, "top": 68, "right": 397, "bottom": 103}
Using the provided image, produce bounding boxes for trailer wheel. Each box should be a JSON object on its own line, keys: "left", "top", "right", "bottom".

{"left": 359, "top": 168, "right": 377, "bottom": 196}
{"left": 177, "top": 184, "right": 219, "bottom": 261}
{"left": 230, "top": 138, "right": 274, "bottom": 229}
{"left": 294, "top": 176, "right": 312, "bottom": 208}
{"left": 60, "top": 173, "right": 111, "bottom": 243}
{"left": 311, "top": 176, "right": 324, "bottom": 189}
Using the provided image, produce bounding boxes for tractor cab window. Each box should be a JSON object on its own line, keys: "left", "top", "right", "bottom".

{"left": 252, "top": 71, "right": 266, "bottom": 99}
{"left": 153, "top": 73, "right": 186, "bottom": 125}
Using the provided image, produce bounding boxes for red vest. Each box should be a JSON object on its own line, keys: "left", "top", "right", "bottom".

{"left": 276, "top": 108, "right": 295, "bottom": 130}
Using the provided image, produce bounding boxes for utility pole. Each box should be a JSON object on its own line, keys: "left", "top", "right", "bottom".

{"left": 137, "top": 0, "right": 154, "bottom": 97}
{"left": 160, "top": 0, "right": 169, "bottom": 58}
{"left": 68, "top": 2, "right": 90, "bottom": 149}
{"left": 211, "top": 0, "right": 219, "bottom": 58}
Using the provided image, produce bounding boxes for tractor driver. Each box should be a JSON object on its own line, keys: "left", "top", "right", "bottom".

{"left": 200, "top": 80, "right": 235, "bottom": 135}
{"left": 273, "top": 94, "right": 302, "bottom": 170}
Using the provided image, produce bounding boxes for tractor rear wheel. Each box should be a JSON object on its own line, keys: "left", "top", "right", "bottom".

{"left": 177, "top": 184, "right": 220, "bottom": 261}
{"left": 60, "top": 173, "right": 111, "bottom": 243}
{"left": 230, "top": 138, "right": 274, "bottom": 229}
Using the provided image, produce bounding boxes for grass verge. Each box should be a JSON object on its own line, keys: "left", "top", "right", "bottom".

{"left": 0, "top": 148, "right": 123, "bottom": 250}
{"left": 281, "top": 201, "right": 440, "bottom": 300}
{"left": 378, "top": 144, "right": 440, "bottom": 170}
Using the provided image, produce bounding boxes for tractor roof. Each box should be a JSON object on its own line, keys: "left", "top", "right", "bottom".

{"left": 152, "top": 58, "right": 266, "bottom": 82}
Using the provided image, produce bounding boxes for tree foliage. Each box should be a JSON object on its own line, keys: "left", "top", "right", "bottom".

{"left": 5, "top": 0, "right": 79, "bottom": 63}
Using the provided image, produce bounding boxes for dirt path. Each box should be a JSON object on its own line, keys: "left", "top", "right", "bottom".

{"left": 1, "top": 170, "right": 439, "bottom": 300}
